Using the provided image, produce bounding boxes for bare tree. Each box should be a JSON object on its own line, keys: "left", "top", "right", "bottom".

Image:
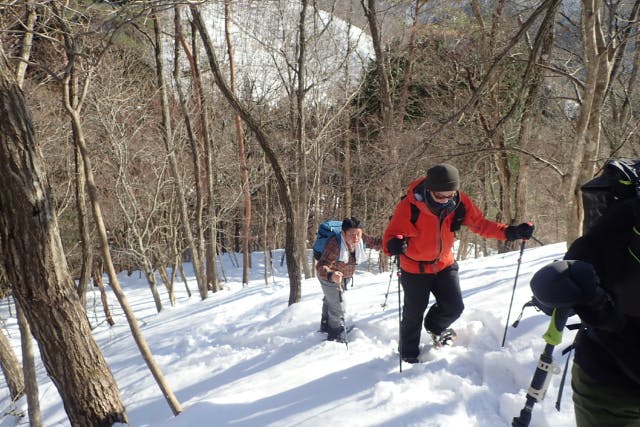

{"left": 74, "top": 144, "right": 93, "bottom": 305}
{"left": 361, "top": 0, "right": 399, "bottom": 198}
{"left": 15, "top": 302, "right": 41, "bottom": 427}
{"left": 49, "top": 3, "right": 183, "bottom": 415}
{"left": 563, "top": 0, "right": 640, "bottom": 242}
{"left": 9, "top": 10, "right": 42, "bottom": 424}
{"left": 152, "top": 9, "right": 207, "bottom": 299}
{"left": 191, "top": 5, "right": 304, "bottom": 304}
{"left": 92, "top": 258, "right": 115, "bottom": 327}
{"left": 0, "top": 324, "right": 24, "bottom": 402}
{"left": 512, "top": 0, "right": 561, "bottom": 229}
{"left": 0, "top": 45, "right": 128, "bottom": 427}
{"left": 224, "top": 0, "right": 252, "bottom": 286}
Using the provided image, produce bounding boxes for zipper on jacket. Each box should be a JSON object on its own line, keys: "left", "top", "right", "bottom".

{"left": 419, "top": 208, "right": 447, "bottom": 273}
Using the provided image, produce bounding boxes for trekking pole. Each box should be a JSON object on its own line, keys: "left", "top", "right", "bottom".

{"left": 512, "top": 307, "right": 569, "bottom": 427}
{"left": 381, "top": 259, "right": 396, "bottom": 310}
{"left": 501, "top": 239, "right": 527, "bottom": 347}
{"left": 396, "top": 252, "right": 403, "bottom": 373}
{"left": 340, "top": 281, "right": 349, "bottom": 350}
{"left": 530, "top": 235, "right": 545, "bottom": 246}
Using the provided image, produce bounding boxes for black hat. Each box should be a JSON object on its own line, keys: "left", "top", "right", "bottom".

{"left": 342, "top": 217, "right": 362, "bottom": 231}
{"left": 424, "top": 164, "right": 460, "bottom": 191}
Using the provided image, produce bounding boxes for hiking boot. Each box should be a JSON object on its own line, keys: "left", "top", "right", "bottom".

{"left": 320, "top": 319, "right": 329, "bottom": 333}
{"left": 429, "top": 328, "right": 457, "bottom": 348}
{"left": 327, "top": 325, "right": 346, "bottom": 343}
{"left": 402, "top": 356, "right": 420, "bottom": 364}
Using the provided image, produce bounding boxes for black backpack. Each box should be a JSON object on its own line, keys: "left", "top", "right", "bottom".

{"left": 581, "top": 158, "right": 640, "bottom": 233}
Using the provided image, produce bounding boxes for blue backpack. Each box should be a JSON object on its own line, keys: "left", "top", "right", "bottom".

{"left": 312, "top": 220, "right": 343, "bottom": 260}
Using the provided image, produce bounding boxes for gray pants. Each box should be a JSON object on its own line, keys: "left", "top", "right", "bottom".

{"left": 319, "top": 278, "right": 346, "bottom": 333}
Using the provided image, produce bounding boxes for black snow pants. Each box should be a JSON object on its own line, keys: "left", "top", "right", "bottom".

{"left": 399, "top": 263, "right": 463, "bottom": 359}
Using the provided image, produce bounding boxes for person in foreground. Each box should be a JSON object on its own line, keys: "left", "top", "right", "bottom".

{"left": 316, "top": 217, "right": 382, "bottom": 342}
{"left": 383, "top": 163, "right": 534, "bottom": 363}
{"left": 530, "top": 198, "right": 640, "bottom": 427}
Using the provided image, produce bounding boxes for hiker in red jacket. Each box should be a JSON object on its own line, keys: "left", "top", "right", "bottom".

{"left": 383, "top": 163, "right": 534, "bottom": 363}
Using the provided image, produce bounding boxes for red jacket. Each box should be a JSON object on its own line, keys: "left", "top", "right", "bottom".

{"left": 383, "top": 178, "right": 508, "bottom": 274}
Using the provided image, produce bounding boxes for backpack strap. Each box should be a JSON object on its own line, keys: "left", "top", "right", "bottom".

{"left": 410, "top": 203, "right": 420, "bottom": 225}
{"left": 450, "top": 201, "right": 465, "bottom": 232}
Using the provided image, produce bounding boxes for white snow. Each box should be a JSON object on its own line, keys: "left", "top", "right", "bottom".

{"left": 0, "top": 242, "right": 582, "bottom": 427}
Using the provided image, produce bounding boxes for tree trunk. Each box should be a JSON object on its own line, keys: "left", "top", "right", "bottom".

{"left": 92, "top": 262, "right": 115, "bottom": 327}
{"left": 362, "top": 0, "right": 399, "bottom": 198}
{"left": 191, "top": 6, "right": 303, "bottom": 305}
{"left": 294, "top": 0, "right": 313, "bottom": 279}
{"left": 172, "top": 6, "right": 208, "bottom": 296}
{"left": 153, "top": 10, "right": 206, "bottom": 299}
{"left": 224, "top": 1, "right": 253, "bottom": 286}
{"left": 0, "top": 324, "right": 24, "bottom": 401}
{"left": 397, "top": 0, "right": 423, "bottom": 130}
{"left": 185, "top": 17, "right": 220, "bottom": 293}
{"left": 157, "top": 265, "right": 176, "bottom": 307}
{"left": 515, "top": 2, "right": 559, "bottom": 227}
{"left": 565, "top": 0, "right": 605, "bottom": 244}
{"left": 0, "top": 47, "right": 128, "bottom": 427}
{"left": 51, "top": 7, "right": 183, "bottom": 412}
{"left": 14, "top": 4, "right": 36, "bottom": 86}
{"left": 16, "top": 301, "right": 42, "bottom": 427}
{"left": 75, "top": 145, "right": 92, "bottom": 306}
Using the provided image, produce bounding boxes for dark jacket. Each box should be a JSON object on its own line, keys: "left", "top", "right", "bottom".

{"left": 383, "top": 178, "right": 508, "bottom": 274}
{"left": 565, "top": 198, "right": 640, "bottom": 391}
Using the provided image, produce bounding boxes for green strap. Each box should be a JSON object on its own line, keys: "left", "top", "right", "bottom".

{"left": 543, "top": 309, "right": 564, "bottom": 346}
{"left": 629, "top": 225, "right": 640, "bottom": 264}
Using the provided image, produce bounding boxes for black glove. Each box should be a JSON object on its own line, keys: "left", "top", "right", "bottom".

{"left": 530, "top": 260, "right": 592, "bottom": 309}
{"left": 505, "top": 222, "right": 535, "bottom": 241}
{"left": 387, "top": 237, "right": 407, "bottom": 256}
{"left": 575, "top": 296, "right": 626, "bottom": 331}
{"left": 563, "top": 261, "right": 624, "bottom": 330}
{"left": 531, "top": 260, "right": 626, "bottom": 331}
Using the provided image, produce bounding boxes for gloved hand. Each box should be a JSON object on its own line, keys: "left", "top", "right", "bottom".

{"left": 505, "top": 222, "right": 535, "bottom": 241}
{"left": 387, "top": 236, "right": 407, "bottom": 256}
{"left": 530, "top": 260, "right": 626, "bottom": 331}
{"left": 575, "top": 296, "right": 626, "bottom": 331}
{"left": 530, "top": 260, "right": 592, "bottom": 309}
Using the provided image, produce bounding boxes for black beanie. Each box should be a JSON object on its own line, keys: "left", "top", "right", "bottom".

{"left": 342, "top": 217, "right": 362, "bottom": 231}
{"left": 424, "top": 164, "right": 460, "bottom": 191}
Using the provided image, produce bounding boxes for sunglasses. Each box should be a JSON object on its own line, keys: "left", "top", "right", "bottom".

{"left": 431, "top": 191, "right": 457, "bottom": 200}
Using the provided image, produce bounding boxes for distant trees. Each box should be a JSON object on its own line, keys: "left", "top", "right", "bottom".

{"left": 1, "top": 0, "right": 640, "bottom": 423}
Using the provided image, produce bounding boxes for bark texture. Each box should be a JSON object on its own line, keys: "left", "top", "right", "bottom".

{"left": 0, "top": 49, "right": 127, "bottom": 427}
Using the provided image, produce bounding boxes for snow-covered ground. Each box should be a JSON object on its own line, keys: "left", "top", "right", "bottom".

{"left": 0, "top": 242, "right": 581, "bottom": 427}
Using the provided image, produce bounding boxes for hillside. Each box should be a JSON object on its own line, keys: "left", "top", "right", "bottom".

{"left": 0, "top": 243, "right": 580, "bottom": 427}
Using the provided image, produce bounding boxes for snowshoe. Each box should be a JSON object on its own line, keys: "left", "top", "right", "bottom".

{"left": 429, "top": 328, "right": 457, "bottom": 348}
{"left": 326, "top": 324, "right": 354, "bottom": 343}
